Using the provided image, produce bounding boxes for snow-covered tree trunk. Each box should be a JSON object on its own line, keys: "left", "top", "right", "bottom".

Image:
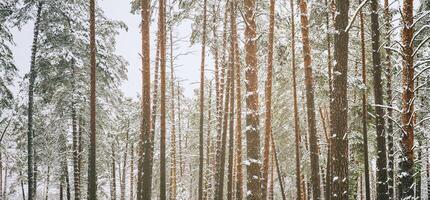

{"left": 399, "top": 0, "right": 415, "bottom": 198}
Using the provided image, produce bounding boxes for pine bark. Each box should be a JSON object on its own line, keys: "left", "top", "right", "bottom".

{"left": 233, "top": 0, "right": 244, "bottom": 198}
{"left": 159, "top": 0, "right": 167, "bottom": 198}
{"left": 298, "top": 1, "right": 321, "bottom": 199}
{"left": 359, "top": 1, "right": 371, "bottom": 199}
{"left": 262, "top": 0, "right": 275, "bottom": 198}
{"left": 399, "top": 0, "right": 414, "bottom": 198}
{"left": 27, "top": 3, "right": 43, "bottom": 200}
{"left": 88, "top": 0, "right": 97, "bottom": 197}
{"left": 169, "top": 26, "right": 177, "bottom": 200}
{"left": 137, "top": 0, "right": 152, "bottom": 199}
{"left": 244, "top": 0, "right": 261, "bottom": 199}
{"left": 198, "top": 0, "right": 208, "bottom": 199}
{"left": 384, "top": 0, "right": 394, "bottom": 198}
{"left": 290, "top": 0, "right": 301, "bottom": 198}
{"left": 370, "top": 0, "right": 389, "bottom": 198}
{"left": 330, "top": 0, "right": 349, "bottom": 198}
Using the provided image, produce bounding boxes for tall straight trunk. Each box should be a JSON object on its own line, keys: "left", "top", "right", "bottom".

{"left": 177, "top": 83, "right": 183, "bottom": 177}
{"left": 262, "top": 0, "right": 275, "bottom": 198}
{"left": 60, "top": 178, "right": 64, "bottom": 200}
{"left": 358, "top": 1, "right": 371, "bottom": 199}
{"left": 324, "top": 0, "right": 332, "bottom": 197}
{"left": 130, "top": 143, "right": 134, "bottom": 200}
{"left": 289, "top": 0, "right": 301, "bottom": 198}
{"left": 158, "top": 0, "right": 167, "bottom": 198}
{"left": 298, "top": 1, "right": 321, "bottom": 199}
{"left": 204, "top": 83, "right": 213, "bottom": 200}
{"left": 399, "top": 0, "right": 414, "bottom": 198}
{"left": 384, "top": 0, "right": 394, "bottom": 198}
{"left": 214, "top": 2, "right": 229, "bottom": 194}
{"left": 169, "top": 25, "right": 177, "bottom": 200}
{"left": 77, "top": 117, "right": 83, "bottom": 195}
{"left": 27, "top": 3, "right": 42, "bottom": 200}
{"left": 244, "top": 0, "right": 261, "bottom": 199}
{"left": 330, "top": 0, "right": 349, "bottom": 198}
{"left": 88, "top": 0, "right": 97, "bottom": 197}
{"left": 370, "top": 0, "right": 389, "bottom": 198}
{"left": 111, "top": 144, "right": 117, "bottom": 200}
{"left": 226, "top": 1, "right": 236, "bottom": 199}
{"left": 3, "top": 158, "right": 7, "bottom": 198}
{"left": 138, "top": 0, "right": 152, "bottom": 199}
{"left": 120, "top": 129, "right": 128, "bottom": 200}
{"left": 198, "top": 1, "right": 208, "bottom": 199}
{"left": 71, "top": 60, "right": 80, "bottom": 200}
{"left": 142, "top": 13, "right": 161, "bottom": 200}
{"left": 233, "top": 0, "right": 244, "bottom": 198}
{"left": 214, "top": 28, "right": 233, "bottom": 200}
{"left": 66, "top": 165, "right": 71, "bottom": 200}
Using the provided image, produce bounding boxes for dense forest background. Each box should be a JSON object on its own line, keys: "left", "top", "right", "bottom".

{"left": 1, "top": 0, "right": 430, "bottom": 199}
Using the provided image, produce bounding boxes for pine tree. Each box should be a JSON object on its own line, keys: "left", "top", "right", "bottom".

{"left": 198, "top": 0, "right": 208, "bottom": 199}
{"left": 399, "top": 0, "right": 415, "bottom": 198}
{"left": 298, "top": 0, "right": 321, "bottom": 198}
{"left": 330, "top": 0, "right": 349, "bottom": 198}
{"left": 290, "top": 0, "right": 301, "bottom": 198}
{"left": 159, "top": 0, "right": 167, "bottom": 196}
{"left": 262, "top": 0, "right": 275, "bottom": 198}
{"left": 358, "top": 1, "right": 371, "bottom": 199}
{"left": 244, "top": 0, "right": 261, "bottom": 198}
{"left": 168, "top": 24, "right": 177, "bottom": 200}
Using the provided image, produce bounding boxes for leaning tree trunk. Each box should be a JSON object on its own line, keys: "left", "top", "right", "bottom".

{"left": 88, "top": 0, "right": 97, "bottom": 197}
{"left": 244, "top": 0, "right": 261, "bottom": 199}
{"left": 370, "top": 0, "right": 389, "bottom": 198}
{"left": 330, "top": 0, "right": 350, "bottom": 199}
{"left": 290, "top": 0, "right": 301, "bottom": 198}
{"left": 198, "top": 0, "right": 208, "bottom": 199}
{"left": 298, "top": 1, "right": 321, "bottom": 199}
{"left": 262, "top": 0, "right": 275, "bottom": 198}
{"left": 384, "top": 0, "right": 395, "bottom": 198}
{"left": 137, "top": 0, "right": 152, "bottom": 199}
{"left": 27, "top": 3, "right": 42, "bottom": 200}
{"left": 358, "top": 1, "right": 371, "bottom": 199}
{"left": 399, "top": 0, "right": 414, "bottom": 198}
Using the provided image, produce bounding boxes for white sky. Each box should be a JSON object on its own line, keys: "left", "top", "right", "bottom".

{"left": 12, "top": 0, "right": 210, "bottom": 99}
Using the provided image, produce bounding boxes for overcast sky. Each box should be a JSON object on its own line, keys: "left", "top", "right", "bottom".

{"left": 12, "top": 0, "right": 210, "bottom": 99}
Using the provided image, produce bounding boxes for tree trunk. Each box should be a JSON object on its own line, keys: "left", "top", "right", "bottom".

{"left": 330, "top": 0, "right": 349, "bottom": 198}
{"left": 177, "top": 82, "right": 183, "bottom": 177}
{"left": 130, "top": 143, "right": 134, "bottom": 200}
{"left": 204, "top": 83, "right": 213, "bottom": 200}
{"left": 384, "top": 0, "right": 394, "bottom": 198}
{"left": 88, "top": 0, "right": 97, "bottom": 197}
{"left": 298, "top": 1, "right": 321, "bottom": 199}
{"left": 359, "top": 1, "right": 371, "bottom": 199}
{"left": 120, "top": 128, "right": 128, "bottom": 200}
{"left": 0, "top": 152, "right": 2, "bottom": 199}
{"left": 45, "top": 166, "right": 49, "bottom": 200}
{"left": 111, "top": 144, "right": 117, "bottom": 200}
{"left": 214, "top": 21, "right": 233, "bottom": 199}
{"left": 226, "top": 1, "right": 236, "bottom": 199}
{"left": 262, "top": 0, "right": 275, "bottom": 198}
{"left": 290, "top": 0, "right": 301, "bottom": 198}
{"left": 233, "top": 0, "right": 243, "bottom": 198}
{"left": 399, "top": 0, "right": 414, "bottom": 198}
{"left": 198, "top": 0, "right": 208, "bottom": 199}
{"left": 271, "top": 132, "right": 287, "bottom": 200}
{"left": 244, "top": 0, "right": 261, "bottom": 198}
{"left": 137, "top": 0, "right": 152, "bottom": 198}
{"left": 169, "top": 25, "right": 177, "bottom": 200}
{"left": 71, "top": 60, "right": 80, "bottom": 200}
{"left": 27, "top": 3, "right": 43, "bottom": 200}
{"left": 370, "top": 1, "right": 389, "bottom": 199}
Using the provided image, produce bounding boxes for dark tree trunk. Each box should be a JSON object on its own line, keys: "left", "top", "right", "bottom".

{"left": 359, "top": 1, "right": 371, "bottom": 199}
{"left": 330, "top": 0, "right": 350, "bottom": 199}
{"left": 88, "top": 0, "right": 97, "bottom": 197}
{"left": 27, "top": 3, "right": 43, "bottom": 200}
{"left": 198, "top": 0, "right": 208, "bottom": 199}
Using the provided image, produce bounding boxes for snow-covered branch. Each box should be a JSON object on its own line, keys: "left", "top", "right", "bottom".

{"left": 345, "top": 0, "right": 369, "bottom": 32}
